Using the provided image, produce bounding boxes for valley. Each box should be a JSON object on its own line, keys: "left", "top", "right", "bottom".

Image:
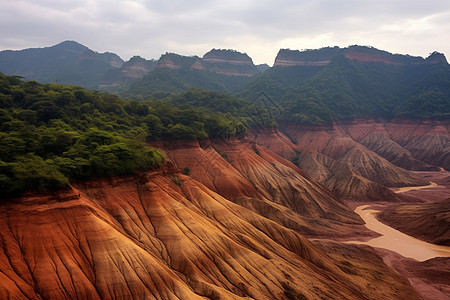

{"left": 0, "top": 43, "right": 449, "bottom": 299}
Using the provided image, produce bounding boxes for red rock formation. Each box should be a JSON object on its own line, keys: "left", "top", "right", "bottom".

{"left": 120, "top": 56, "right": 156, "bottom": 78}
{"left": 273, "top": 46, "right": 444, "bottom": 68}
{"left": 0, "top": 123, "right": 447, "bottom": 299}
{"left": 252, "top": 122, "right": 430, "bottom": 202}
{"left": 0, "top": 172, "right": 420, "bottom": 299}
{"left": 158, "top": 57, "right": 183, "bottom": 69}
{"left": 386, "top": 120, "right": 450, "bottom": 170}
{"left": 152, "top": 138, "right": 371, "bottom": 240}
{"left": 156, "top": 49, "right": 260, "bottom": 77}
{"left": 344, "top": 51, "right": 403, "bottom": 65}
{"left": 202, "top": 49, "right": 255, "bottom": 66}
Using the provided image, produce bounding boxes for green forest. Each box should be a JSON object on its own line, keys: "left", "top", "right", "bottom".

{"left": 1, "top": 48, "right": 449, "bottom": 196}
{"left": 0, "top": 74, "right": 253, "bottom": 197}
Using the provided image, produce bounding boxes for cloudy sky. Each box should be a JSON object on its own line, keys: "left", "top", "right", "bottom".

{"left": 1, "top": 0, "right": 449, "bottom": 65}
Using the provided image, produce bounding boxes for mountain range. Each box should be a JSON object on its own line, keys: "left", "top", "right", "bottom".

{"left": 1, "top": 41, "right": 449, "bottom": 122}
{"left": 0, "top": 41, "right": 449, "bottom": 299}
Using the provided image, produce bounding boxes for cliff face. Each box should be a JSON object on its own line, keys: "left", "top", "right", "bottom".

{"left": 119, "top": 56, "right": 156, "bottom": 78}
{"left": 99, "top": 56, "right": 157, "bottom": 88}
{"left": 273, "top": 47, "right": 340, "bottom": 67}
{"left": 202, "top": 49, "right": 260, "bottom": 76}
{"left": 157, "top": 49, "right": 260, "bottom": 77}
{"left": 0, "top": 149, "right": 420, "bottom": 299}
{"left": 151, "top": 138, "right": 367, "bottom": 239}
{"left": 273, "top": 46, "right": 447, "bottom": 67}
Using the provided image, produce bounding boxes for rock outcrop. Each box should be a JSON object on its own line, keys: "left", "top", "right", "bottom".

{"left": 151, "top": 138, "right": 366, "bottom": 239}
{"left": 99, "top": 56, "right": 157, "bottom": 88}
{"left": 119, "top": 56, "right": 156, "bottom": 78}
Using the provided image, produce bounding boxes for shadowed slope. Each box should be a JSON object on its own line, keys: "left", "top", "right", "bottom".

{"left": 378, "top": 199, "right": 450, "bottom": 246}
{"left": 385, "top": 121, "right": 450, "bottom": 170}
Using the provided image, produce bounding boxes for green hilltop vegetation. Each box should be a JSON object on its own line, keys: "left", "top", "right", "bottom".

{"left": 119, "top": 47, "right": 450, "bottom": 125}
{"left": 1, "top": 42, "right": 448, "bottom": 125}
{"left": 121, "top": 53, "right": 252, "bottom": 99}
{"left": 239, "top": 52, "right": 450, "bottom": 124}
{"left": 121, "top": 66, "right": 243, "bottom": 99}
{"left": 0, "top": 73, "right": 260, "bottom": 197}
{"left": 0, "top": 41, "right": 124, "bottom": 90}
{"left": 1, "top": 43, "right": 449, "bottom": 196}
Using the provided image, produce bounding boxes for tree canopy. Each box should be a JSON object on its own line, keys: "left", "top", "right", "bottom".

{"left": 0, "top": 74, "right": 251, "bottom": 197}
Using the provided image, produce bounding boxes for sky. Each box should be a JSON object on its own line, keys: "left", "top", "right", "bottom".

{"left": 1, "top": 0, "right": 450, "bottom": 65}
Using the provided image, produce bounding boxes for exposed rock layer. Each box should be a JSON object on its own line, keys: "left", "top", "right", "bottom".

{"left": 250, "top": 120, "right": 448, "bottom": 202}
{"left": 1, "top": 121, "right": 448, "bottom": 299}
{"left": 157, "top": 49, "right": 260, "bottom": 77}
{"left": 274, "top": 46, "right": 447, "bottom": 67}
{"left": 0, "top": 172, "right": 419, "bottom": 299}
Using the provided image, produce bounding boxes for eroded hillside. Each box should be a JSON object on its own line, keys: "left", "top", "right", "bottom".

{"left": 251, "top": 120, "right": 449, "bottom": 202}
{"left": 0, "top": 160, "right": 419, "bottom": 299}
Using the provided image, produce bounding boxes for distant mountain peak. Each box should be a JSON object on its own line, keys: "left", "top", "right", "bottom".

{"left": 274, "top": 46, "right": 437, "bottom": 67}
{"left": 52, "top": 40, "right": 89, "bottom": 53}
{"left": 426, "top": 51, "right": 448, "bottom": 64}
{"left": 155, "top": 50, "right": 259, "bottom": 77}
{"left": 202, "top": 49, "right": 254, "bottom": 66}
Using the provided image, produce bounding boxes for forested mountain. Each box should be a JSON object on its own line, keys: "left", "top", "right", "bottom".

{"left": 0, "top": 73, "right": 257, "bottom": 196}
{"left": 239, "top": 47, "right": 450, "bottom": 124}
{"left": 99, "top": 55, "right": 157, "bottom": 90}
{"left": 1, "top": 42, "right": 449, "bottom": 123}
{"left": 121, "top": 49, "right": 260, "bottom": 99}
{"left": 0, "top": 41, "right": 124, "bottom": 89}
{"left": 1, "top": 43, "right": 449, "bottom": 299}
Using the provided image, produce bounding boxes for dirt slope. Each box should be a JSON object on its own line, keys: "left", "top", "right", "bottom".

{"left": 252, "top": 122, "right": 430, "bottom": 202}
{"left": 155, "top": 138, "right": 369, "bottom": 239}
{"left": 0, "top": 173, "right": 420, "bottom": 299}
{"left": 378, "top": 199, "right": 450, "bottom": 246}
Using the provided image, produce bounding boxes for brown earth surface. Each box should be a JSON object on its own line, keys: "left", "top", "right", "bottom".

{"left": 1, "top": 121, "right": 449, "bottom": 299}
{"left": 252, "top": 121, "right": 434, "bottom": 202}
{"left": 0, "top": 171, "right": 419, "bottom": 299}
{"left": 151, "top": 137, "right": 370, "bottom": 239}
{"left": 378, "top": 170, "right": 450, "bottom": 246}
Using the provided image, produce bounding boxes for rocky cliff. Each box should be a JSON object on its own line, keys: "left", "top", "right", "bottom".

{"left": 202, "top": 49, "right": 259, "bottom": 77}
{"left": 273, "top": 46, "right": 447, "bottom": 67}
{"left": 157, "top": 49, "right": 260, "bottom": 77}
{"left": 100, "top": 56, "right": 157, "bottom": 88}
{"left": 152, "top": 138, "right": 367, "bottom": 238}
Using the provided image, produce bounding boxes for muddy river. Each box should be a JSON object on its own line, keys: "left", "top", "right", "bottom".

{"left": 391, "top": 181, "right": 441, "bottom": 193}
{"left": 349, "top": 205, "right": 450, "bottom": 261}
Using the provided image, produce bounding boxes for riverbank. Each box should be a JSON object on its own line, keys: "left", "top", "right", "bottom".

{"left": 342, "top": 170, "right": 450, "bottom": 300}
{"left": 348, "top": 205, "right": 450, "bottom": 261}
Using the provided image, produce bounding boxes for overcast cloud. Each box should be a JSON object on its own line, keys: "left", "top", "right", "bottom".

{"left": 1, "top": 0, "right": 449, "bottom": 64}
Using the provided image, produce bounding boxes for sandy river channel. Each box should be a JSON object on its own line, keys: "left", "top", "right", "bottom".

{"left": 349, "top": 205, "right": 450, "bottom": 261}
